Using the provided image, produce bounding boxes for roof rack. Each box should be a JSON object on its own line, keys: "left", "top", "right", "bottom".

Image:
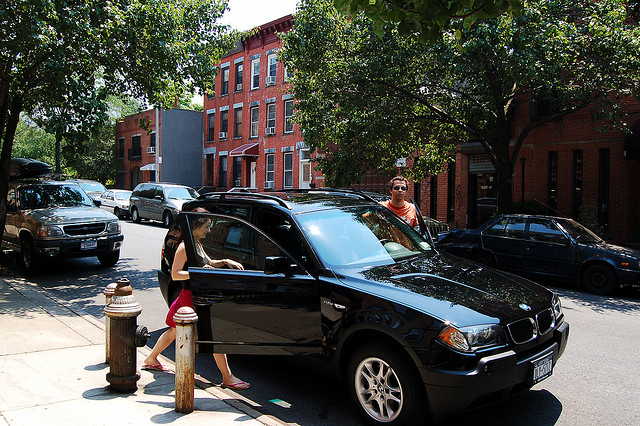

{"left": 279, "top": 187, "right": 379, "bottom": 203}
{"left": 198, "top": 191, "right": 290, "bottom": 208}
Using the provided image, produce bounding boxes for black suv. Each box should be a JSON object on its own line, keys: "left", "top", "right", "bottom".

{"left": 158, "top": 190, "right": 569, "bottom": 424}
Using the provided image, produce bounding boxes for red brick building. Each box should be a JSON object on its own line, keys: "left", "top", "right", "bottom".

{"left": 416, "top": 98, "right": 640, "bottom": 243}
{"left": 115, "top": 108, "right": 203, "bottom": 190}
{"left": 203, "top": 15, "right": 322, "bottom": 191}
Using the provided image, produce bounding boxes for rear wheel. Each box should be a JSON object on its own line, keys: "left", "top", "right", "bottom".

{"left": 20, "top": 237, "right": 40, "bottom": 274}
{"left": 583, "top": 264, "right": 617, "bottom": 295}
{"left": 347, "top": 344, "right": 429, "bottom": 425}
{"left": 163, "top": 211, "right": 173, "bottom": 228}
{"left": 98, "top": 250, "right": 120, "bottom": 267}
{"left": 113, "top": 207, "right": 123, "bottom": 219}
{"left": 131, "top": 207, "right": 141, "bottom": 223}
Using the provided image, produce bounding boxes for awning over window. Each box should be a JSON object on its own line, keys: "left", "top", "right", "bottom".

{"left": 140, "top": 163, "right": 158, "bottom": 171}
{"left": 229, "top": 143, "right": 259, "bottom": 157}
{"left": 623, "top": 120, "right": 640, "bottom": 160}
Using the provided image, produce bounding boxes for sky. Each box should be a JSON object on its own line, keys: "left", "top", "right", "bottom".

{"left": 219, "top": 0, "right": 300, "bottom": 31}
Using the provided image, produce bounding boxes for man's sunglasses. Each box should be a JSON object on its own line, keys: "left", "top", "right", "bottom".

{"left": 393, "top": 185, "right": 407, "bottom": 191}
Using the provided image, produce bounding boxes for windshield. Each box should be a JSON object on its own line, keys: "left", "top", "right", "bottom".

{"left": 297, "top": 205, "right": 433, "bottom": 269}
{"left": 20, "top": 185, "right": 95, "bottom": 209}
{"left": 79, "top": 182, "right": 106, "bottom": 193}
{"left": 557, "top": 218, "right": 602, "bottom": 243}
{"left": 166, "top": 187, "right": 198, "bottom": 200}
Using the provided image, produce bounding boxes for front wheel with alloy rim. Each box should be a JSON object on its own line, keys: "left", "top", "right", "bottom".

{"left": 347, "top": 344, "right": 429, "bottom": 425}
{"left": 131, "top": 207, "right": 141, "bottom": 223}
{"left": 20, "top": 238, "right": 40, "bottom": 274}
{"left": 582, "top": 264, "right": 617, "bottom": 295}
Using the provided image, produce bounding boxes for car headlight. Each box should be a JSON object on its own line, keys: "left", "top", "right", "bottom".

{"left": 438, "top": 324, "right": 506, "bottom": 353}
{"left": 38, "top": 225, "right": 64, "bottom": 237}
{"left": 552, "top": 293, "right": 563, "bottom": 321}
{"left": 107, "top": 221, "right": 121, "bottom": 233}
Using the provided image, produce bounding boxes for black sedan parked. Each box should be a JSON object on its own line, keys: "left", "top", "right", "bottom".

{"left": 158, "top": 191, "right": 568, "bottom": 425}
{"left": 437, "top": 214, "right": 640, "bottom": 295}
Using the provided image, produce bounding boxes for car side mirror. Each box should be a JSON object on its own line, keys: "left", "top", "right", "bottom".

{"left": 265, "top": 256, "right": 294, "bottom": 275}
{"left": 93, "top": 199, "right": 102, "bottom": 207}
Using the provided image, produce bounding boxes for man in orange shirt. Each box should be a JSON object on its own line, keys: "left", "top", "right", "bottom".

{"left": 380, "top": 176, "right": 418, "bottom": 228}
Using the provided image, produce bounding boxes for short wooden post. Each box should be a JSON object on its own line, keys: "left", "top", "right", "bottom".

{"left": 103, "top": 282, "right": 117, "bottom": 363}
{"left": 174, "top": 306, "right": 198, "bottom": 414}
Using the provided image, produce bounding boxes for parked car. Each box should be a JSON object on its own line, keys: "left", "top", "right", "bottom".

{"left": 97, "top": 189, "right": 132, "bottom": 219}
{"left": 3, "top": 176, "right": 123, "bottom": 273}
{"left": 158, "top": 190, "right": 568, "bottom": 425}
{"left": 129, "top": 182, "right": 199, "bottom": 227}
{"left": 437, "top": 214, "right": 640, "bottom": 295}
{"left": 67, "top": 179, "right": 107, "bottom": 200}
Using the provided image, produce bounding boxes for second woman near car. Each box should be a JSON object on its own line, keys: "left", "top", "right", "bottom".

{"left": 142, "top": 215, "right": 250, "bottom": 390}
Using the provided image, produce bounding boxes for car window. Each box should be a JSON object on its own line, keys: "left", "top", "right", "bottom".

{"left": 484, "top": 218, "right": 508, "bottom": 236}
{"left": 296, "top": 205, "right": 432, "bottom": 269}
{"left": 556, "top": 218, "right": 601, "bottom": 243}
{"left": 527, "top": 219, "right": 569, "bottom": 244}
{"left": 505, "top": 217, "right": 526, "bottom": 238}
{"left": 185, "top": 213, "right": 285, "bottom": 271}
{"left": 166, "top": 186, "right": 198, "bottom": 200}
{"left": 114, "top": 192, "right": 130, "bottom": 201}
{"left": 256, "top": 209, "right": 312, "bottom": 268}
{"left": 19, "top": 184, "right": 94, "bottom": 209}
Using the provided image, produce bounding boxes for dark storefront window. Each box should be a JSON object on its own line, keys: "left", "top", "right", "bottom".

{"left": 548, "top": 151, "right": 558, "bottom": 213}
{"left": 219, "top": 155, "right": 227, "bottom": 189}
{"left": 447, "top": 162, "right": 455, "bottom": 223}
{"left": 598, "top": 148, "right": 610, "bottom": 229}
{"left": 572, "top": 150, "right": 583, "bottom": 219}
{"left": 233, "top": 156, "right": 242, "bottom": 187}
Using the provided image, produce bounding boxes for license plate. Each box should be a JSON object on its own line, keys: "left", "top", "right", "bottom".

{"left": 531, "top": 353, "right": 553, "bottom": 384}
{"left": 81, "top": 239, "right": 98, "bottom": 250}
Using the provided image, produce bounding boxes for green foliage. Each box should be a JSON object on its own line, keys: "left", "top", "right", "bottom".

{"left": 11, "top": 119, "right": 56, "bottom": 166}
{"left": 282, "top": 0, "right": 640, "bottom": 206}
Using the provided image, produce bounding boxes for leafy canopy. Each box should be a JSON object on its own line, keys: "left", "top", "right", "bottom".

{"left": 281, "top": 0, "right": 640, "bottom": 210}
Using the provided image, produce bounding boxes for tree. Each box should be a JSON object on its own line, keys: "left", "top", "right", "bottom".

{"left": 333, "top": 0, "right": 523, "bottom": 41}
{"left": 281, "top": 0, "right": 640, "bottom": 212}
{"left": 0, "top": 0, "right": 238, "bottom": 243}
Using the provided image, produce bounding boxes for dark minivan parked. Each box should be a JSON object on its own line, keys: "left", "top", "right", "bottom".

{"left": 158, "top": 190, "right": 568, "bottom": 425}
{"left": 437, "top": 214, "right": 640, "bottom": 295}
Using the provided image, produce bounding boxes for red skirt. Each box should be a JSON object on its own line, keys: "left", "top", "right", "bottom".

{"left": 165, "top": 289, "right": 193, "bottom": 328}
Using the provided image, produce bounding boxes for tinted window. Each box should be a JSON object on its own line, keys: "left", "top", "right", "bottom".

{"left": 484, "top": 218, "right": 508, "bottom": 236}
{"left": 504, "top": 217, "right": 526, "bottom": 238}
{"left": 528, "top": 219, "right": 568, "bottom": 244}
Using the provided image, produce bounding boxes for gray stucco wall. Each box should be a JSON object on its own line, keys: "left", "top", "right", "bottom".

{"left": 160, "top": 109, "right": 203, "bottom": 188}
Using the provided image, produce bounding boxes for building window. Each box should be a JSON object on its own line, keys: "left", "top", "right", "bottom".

{"left": 300, "top": 149, "right": 311, "bottom": 186}
{"left": 233, "top": 156, "right": 242, "bottom": 187}
{"left": 149, "top": 132, "right": 156, "bottom": 149}
{"left": 206, "top": 154, "right": 214, "bottom": 186}
{"left": 548, "top": 151, "right": 558, "bottom": 213}
{"left": 118, "top": 138, "right": 124, "bottom": 159}
{"left": 130, "top": 135, "right": 141, "bottom": 158}
{"left": 207, "top": 113, "right": 215, "bottom": 141}
{"left": 284, "top": 65, "right": 294, "bottom": 81}
{"left": 219, "top": 155, "right": 227, "bottom": 188}
{"left": 572, "top": 150, "right": 583, "bottom": 219}
{"left": 235, "top": 62, "right": 243, "bottom": 91}
{"left": 221, "top": 66, "right": 229, "bottom": 96}
{"left": 266, "top": 154, "right": 275, "bottom": 186}
{"left": 251, "top": 58, "right": 260, "bottom": 90}
{"left": 284, "top": 152, "right": 293, "bottom": 188}
{"left": 250, "top": 106, "right": 259, "bottom": 138}
{"left": 266, "top": 54, "right": 277, "bottom": 86}
{"left": 284, "top": 100, "right": 294, "bottom": 133}
{"left": 447, "top": 161, "right": 455, "bottom": 223}
{"left": 234, "top": 108, "right": 242, "bottom": 138}
{"left": 430, "top": 175, "right": 438, "bottom": 219}
{"left": 266, "top": 103, "right": 276, "bottom": 135}
{"left": 598, "top": 148, "right": 610, "bottom": 229}
{"left": 220, "top": 110, "right": 229, "bottom": 136}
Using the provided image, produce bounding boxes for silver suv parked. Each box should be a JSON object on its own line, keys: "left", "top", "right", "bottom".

{"left": 3, "top": 179, "right": 124, "bottom": 273}
{"left": 129, "top": 182, "right": 199, "bottom": 227}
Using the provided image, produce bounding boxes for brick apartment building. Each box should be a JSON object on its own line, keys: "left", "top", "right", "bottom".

{"left": 411, "top": 98, "right": 640, "bottom": 243}
{"left": 203, "top": 15, "right": 321, "bottom": 191}
{"left": 115, "top": 108, "right": 203, "bottom": 190}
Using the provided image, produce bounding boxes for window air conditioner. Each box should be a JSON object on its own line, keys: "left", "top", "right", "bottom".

{"left": 264, "top": 181, "right": 274, "bottom": 190}
{"left": 265, "top": 127, "right": 276, "bottom": 136}
{"left": 236, "top": 83, "right": 243, "bottom": 91}
{"left": 265, "top": 76, "right": 277, "bottom": 86}
{"left": 146, "top": 146, "right": 156, "bottom": 154}
{"left": 218, "top": 132, "right": 228, "bottom": 139}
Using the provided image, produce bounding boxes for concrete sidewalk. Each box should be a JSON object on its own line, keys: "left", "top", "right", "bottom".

{"left": 0, "top": 278, "right": 285, "bottom": 426}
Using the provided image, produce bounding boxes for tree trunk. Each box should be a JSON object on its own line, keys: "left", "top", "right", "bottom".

{"left": 55, "top": 132, "right": 62, "bottom": 174}
{"left": 0, "top": 95, "right": 24, "bottom": 244}
{"left": 494, "top": 158, "right": 515, "bottom": 214}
